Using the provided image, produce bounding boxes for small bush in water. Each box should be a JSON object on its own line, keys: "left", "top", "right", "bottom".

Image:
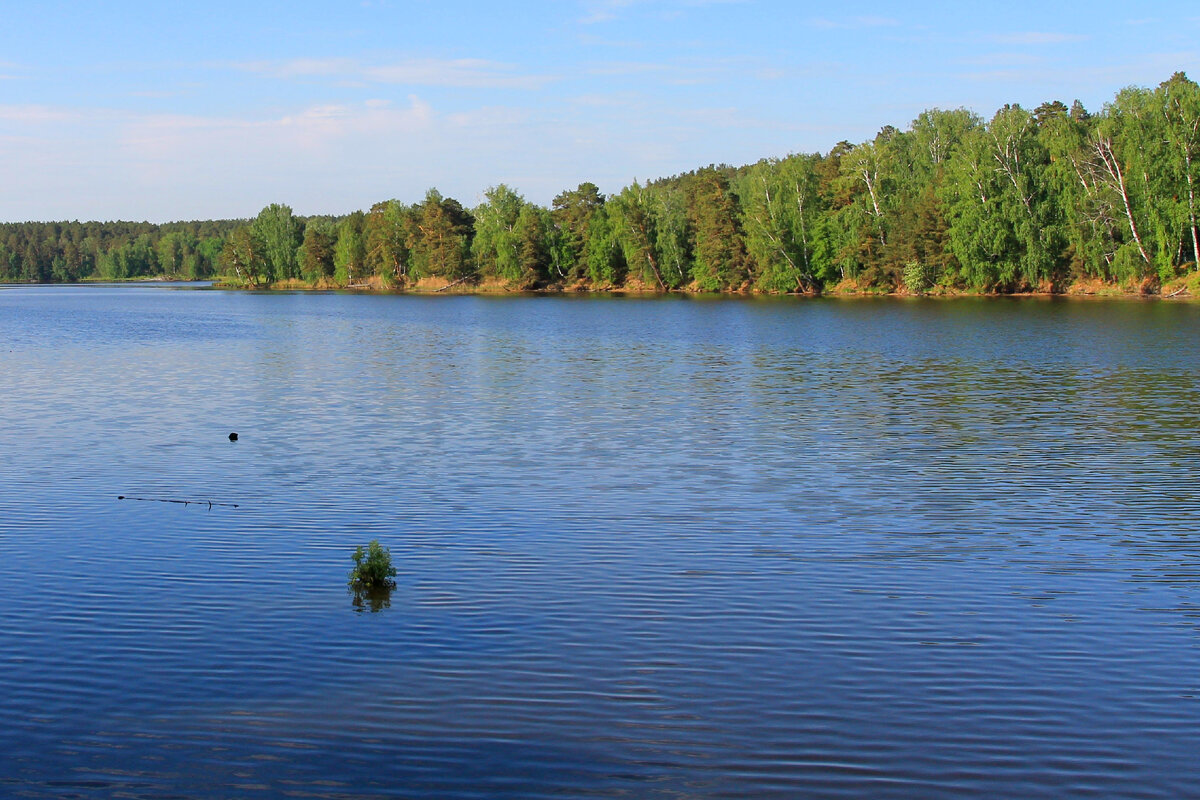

{"left": 348, "top": 540, "right": 397, "bottom": 591}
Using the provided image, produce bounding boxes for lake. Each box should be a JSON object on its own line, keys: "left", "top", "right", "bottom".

{"left": 1, "top": 284, "right": 1199, "bottom": 798}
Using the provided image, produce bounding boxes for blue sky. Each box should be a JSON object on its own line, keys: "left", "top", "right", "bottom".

{"left": 1, "top": 0, "right": 1197, "bottom": 222}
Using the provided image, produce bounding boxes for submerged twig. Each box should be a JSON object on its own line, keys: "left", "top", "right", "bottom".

{"left": 117, "top": 495, "right": 240, "bottom": 509}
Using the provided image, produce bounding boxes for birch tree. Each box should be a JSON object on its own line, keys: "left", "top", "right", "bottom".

{"left": 1160, "top": 72, "right": 1200, "bottom": 267}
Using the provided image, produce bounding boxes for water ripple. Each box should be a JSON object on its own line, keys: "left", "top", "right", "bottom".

{"left": 1, "top": 289, "right": 1200, "bottom": 797}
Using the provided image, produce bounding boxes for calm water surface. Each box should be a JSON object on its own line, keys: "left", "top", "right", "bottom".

{"left": 1, "top": 285, "right": 1199, "bottom": 798}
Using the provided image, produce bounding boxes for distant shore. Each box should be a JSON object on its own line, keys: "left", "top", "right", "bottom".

{"left": 206, "top": 273, "right": 1198, "bottom": 300}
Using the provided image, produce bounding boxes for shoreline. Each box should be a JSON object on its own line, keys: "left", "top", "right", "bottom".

{"left": 7, "top": 275, "right": 1196, "bottom": 300}
{"left": 206, "top": 276, "right": 1199, "bottom": 301}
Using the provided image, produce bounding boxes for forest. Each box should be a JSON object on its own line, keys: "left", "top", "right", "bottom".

{"left": 2, "top": 72, "right": 1198, "bottom": 295}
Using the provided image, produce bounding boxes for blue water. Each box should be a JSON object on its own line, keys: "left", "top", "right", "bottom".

{"left": 1, "top": 284, "right": 1199, "bottom": 798}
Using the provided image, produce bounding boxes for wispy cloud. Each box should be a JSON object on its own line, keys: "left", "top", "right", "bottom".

{"left": 0, "top": 105, "right": 83, "bottom": 123}
{"left": 579, "top": 0, "right": 746, "bottom": 25}
{"left": 0, "top": 60, "right": 26, "bottom": 80}
{"left": 958, "top": 69, "right": 1050, "bottom": 83}
{"left": 808, "top": 16, "right": 901, "bottom": 30}
{"left": 585, "top": 56, "right": 758, "bottom": 86}
{"left": 989, "top": 32, "right": 1088, "bottom": 45}
{"left": 956, "top": 52, "right": 1198, "bottom": 89}
{"left": 0, "top": 97, "right": 437, "bottom": 164}
{"left": 580, "top": 0, "right": 638, "bottom": 24}
{"left": 576, "top": 33, "right": 646, "bottom": 47}
{"left": 0, "top": 93, "right": 569, "bottom": 220}
{"left": 237, "top": 58, "right": 555, "bottom": 90}
{"left": 0, "top": 85, "right": 811, "bottom": 221}
{"left": 586, "top": 60, "right": 674, "bottom": 76}
{"left": 240, "top": 57, "right": 353, "bottom": 78}
{"left": 959, "top": 52, "right": 1045, "bottom": 68}
{"left": 568, "top": 92, "right": 644, "bottom": 108}
{"left": 365, "top": 60, "right": 552, "bottom": 89}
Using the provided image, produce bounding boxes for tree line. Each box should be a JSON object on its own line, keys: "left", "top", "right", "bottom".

{"left": 0, "top": 220, "right": 237, "bottom": 283}
{"left": 3, "top": 72, "right": 1198, "bottom": 294}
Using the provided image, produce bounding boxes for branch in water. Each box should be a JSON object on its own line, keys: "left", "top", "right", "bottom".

{"left": 117, "top": 496, "right": 240, "bottom": 509}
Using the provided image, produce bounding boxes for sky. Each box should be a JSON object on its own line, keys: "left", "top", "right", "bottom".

{"left": 0, "top": 1, "right": 1198, "bottom": 223}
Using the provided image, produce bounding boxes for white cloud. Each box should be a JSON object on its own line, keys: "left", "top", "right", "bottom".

{"left": 808, "top": 16, "right": 901, "bottom": 30}
{"left": 0, "top": 88, "right": 811, "bottom": 222}
{"left": 579, "top": 0, "right": 746, "bottom": 24}
{"left": 567, "top": 92, "right": 643, "bottom": 107}
{"left": 364, "top": 60, "right": 553, "bottom": 90}
{"left": 959, "top": 52, "right": 1045, "bottom": 68}
{"left": 236, "top": 58, "right": 554, "bottom": 90}
{"left": 856, "top": 16, "right": 901, "bottom": 27}
{"left": 239, "top": 57, "right": 354, "bottom": 78}
{"left": 119, "top": 96, "right": 437, "bottom": 161}
{"left": 580, "top": 0, "right": 637, "bottom": 24}
{"left": 0, "top": 97, "right": 446, "bottom": 219}
{"left": 586, "top": 61, "right": 674, "bottom": 76}
{"left": 0, "top": 105, "right": 83, "bottom": 123}
{"left": 990, "top": 32, "right": 1088, "bottom": 45}
{"left": 956, "top": 53, "right": 1200, "bottom": 94}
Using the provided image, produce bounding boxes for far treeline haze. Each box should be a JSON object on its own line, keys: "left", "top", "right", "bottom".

{"left": 3, "top": 73, "right": 1200, "bottom": 295}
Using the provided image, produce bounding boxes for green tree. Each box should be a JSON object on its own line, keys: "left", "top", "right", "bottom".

{"left": 987, "top": 103, "right": 1060, "bottom": 288}
{"left": 651, "top": 184, "right": 690, "bottom": 288}
{"left": 686, "top": 168, "right": 749, "bottom": 291}
{"left": 608, "top": 182, "right": 668, "bottom": 289}
{"left": 472, "top": 184, "right": 527, "bottom": 284}
{"left": 1094, "top": 86, "right": 1163, "bottom": 281}
{"left": 826, "top": 137, "right": 898, "bottom": 284}
{"left": 514, "top": 204, "right": 552, "bottom": 287}
{"left": 300, "top": 219, "right": 336, "bottom": 282}
{"left": 334, "top": 211, "right": 367, "bottom": 286}
{"left": 942, "top": 123, "right": 1013, "bottom": 289}
{"left": 155, "top": 231, "right": 192, "bottom": 277}
{"left": 472, "top": 184, "right": 551, "bottom": 287}
{"left": 195, "top": 236, "right": 224, "bottom": 279}
{"left": 882, "top": 109, "right": 979, "bottom": 288}
{"left": 365, "top": 200, "right": 412, "bottom": 285}
{"left": 737, "top": 155, "right": 828, "bottom": 291}
{"left": 251, "top": 203, "right": 301, "bottom": 282}
{"left": 407, "top": 189, "right": 474, "bottom": 281}
{"left": 1159, "top": 72, "right": 1200, "bottom": 268}
{"left": 583, "top": 206, "right": 625, "bottom": 286}
{"left": 551, "top": 182, "right": 606, "bottom": 281}
{"left": 219, "top": 226, "right": 264, "bottom": 287}
{"left": 1040, "top": 99, "right": 1113, "bottom": 281}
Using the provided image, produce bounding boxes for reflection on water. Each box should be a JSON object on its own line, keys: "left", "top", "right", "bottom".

{"left": 351, "top": 585, "right": 394, "bottom": 613}
{"left": 1, "top": 287, "right": 1200, "bottom": 798}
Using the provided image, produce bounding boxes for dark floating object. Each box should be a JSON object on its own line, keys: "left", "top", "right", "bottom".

{"left": 117, "top": 495, "right": 239, "bottom": 509}
{"left": 228, "top": 432, "right": 238, "bottom": 441}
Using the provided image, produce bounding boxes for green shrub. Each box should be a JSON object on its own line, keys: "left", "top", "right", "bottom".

{"left": 903, "top": 260, "right": 935, "bottom": 295}
{"left": 348, "top": 539, "right": 397, "bottom": 591}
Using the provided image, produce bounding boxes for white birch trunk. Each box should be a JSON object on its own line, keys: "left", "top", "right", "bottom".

{"left": 1094, "top": 135, "right": 1152, "bottom": 265}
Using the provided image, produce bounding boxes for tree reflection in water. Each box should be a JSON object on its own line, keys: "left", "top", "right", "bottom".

{"left": 351, "top": 584, "right": 393, "bottom": 613}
